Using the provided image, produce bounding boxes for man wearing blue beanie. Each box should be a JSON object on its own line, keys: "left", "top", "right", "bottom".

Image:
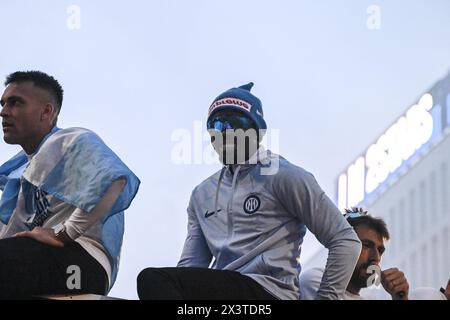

{"left": 137, "top": 83, "right": 361, "bottom": 300}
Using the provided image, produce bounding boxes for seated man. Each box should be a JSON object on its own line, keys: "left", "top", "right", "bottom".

{"left": 137, "top": 83, "right": 361, "bottom": 300}
{"left": 300, "top": 207, "right": 409, "bottom": 300}
{"left": 0, "top": 71, "right": 140, "bottom": 298}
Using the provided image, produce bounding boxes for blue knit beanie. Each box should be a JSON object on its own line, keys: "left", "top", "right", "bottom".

{"left": 207, "top": 82, "right": 267, "bottom": 130}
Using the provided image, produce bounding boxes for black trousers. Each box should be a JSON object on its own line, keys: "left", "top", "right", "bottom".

{"left": 0, "top": 237, "right": 108, "bottom": 299}
{"left": 137, "top": 267, "right": 278, "bottom": 300}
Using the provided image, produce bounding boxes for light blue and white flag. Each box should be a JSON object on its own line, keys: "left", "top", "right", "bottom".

{"left": 0, "top": 127, "right": 141, "bottom": 288}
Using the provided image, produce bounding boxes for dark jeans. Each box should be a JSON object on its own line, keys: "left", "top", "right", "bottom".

{"left": 0, "top": 237, "right": 108, "bottom": 299}
{"left": 137, "top": 267, "right": 278, "bottom": 300}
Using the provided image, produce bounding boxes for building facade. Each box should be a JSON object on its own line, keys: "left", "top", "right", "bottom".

{"left": 305, "top": 71, "right": 450, "bottom": 294}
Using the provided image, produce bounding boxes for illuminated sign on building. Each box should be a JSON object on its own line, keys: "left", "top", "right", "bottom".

{"left": 338, "top": 92, "right": 447, "bottom": 209}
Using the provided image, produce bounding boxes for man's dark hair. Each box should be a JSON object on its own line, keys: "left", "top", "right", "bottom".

{"left": 344, "top": 207, "right": 390, "bottom": 240}
{"left": 4, "top": 71, "right": 64, "bottom": 119}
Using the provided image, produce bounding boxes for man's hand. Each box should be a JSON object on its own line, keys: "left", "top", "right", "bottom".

{"left": 14, "top": 227, "right": 65, "bottom": 247}
{"left": 381, "top": 268, "right": 409, "bottom": 300}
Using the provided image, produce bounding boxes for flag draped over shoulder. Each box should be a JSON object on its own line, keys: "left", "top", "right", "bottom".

{"left": 0, "top": 127, "right": 141, "bottom": 288}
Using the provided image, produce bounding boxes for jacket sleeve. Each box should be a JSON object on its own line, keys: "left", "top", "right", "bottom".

{"left": 273, "top": 167, "right": 361, "bottom": 300}
{"left": 63, "top": 178, "right": 126, "bottom": 240}
{"left": 177, "top": 191, "right": 213, "bottom": 267}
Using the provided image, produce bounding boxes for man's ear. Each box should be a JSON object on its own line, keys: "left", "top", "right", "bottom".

{"left": 41, "top": 103, "right": 55, "bottom": 122}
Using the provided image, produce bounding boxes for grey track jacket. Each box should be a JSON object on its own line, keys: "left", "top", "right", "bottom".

{"left": 178, "top": 149, "right": 361, "bottom": 300}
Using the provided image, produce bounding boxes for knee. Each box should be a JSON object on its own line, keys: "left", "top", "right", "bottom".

{"left": 136, "top": 267, "right": 181, "bottom": 300}
{"left": 137, "top": 268, "right": 162, "bottom": 299}
{"left": 137, "top": 267, "right": 162, "bottom": 284}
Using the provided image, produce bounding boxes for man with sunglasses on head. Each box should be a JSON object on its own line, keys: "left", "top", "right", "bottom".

{"left": 137, "top": 83, "right": 361, "bottom": 300}
{"left": 300, "top": 207, "right": 410, "bottom": 300}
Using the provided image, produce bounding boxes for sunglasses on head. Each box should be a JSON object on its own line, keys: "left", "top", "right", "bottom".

{"left": 343, "top": 207, "right": 368, "bottom": 220}
{"left": 207, "top": 111, "right": 257, "bottom": 132}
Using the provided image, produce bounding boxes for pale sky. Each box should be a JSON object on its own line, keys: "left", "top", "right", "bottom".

{"left": 1, "top": 0, "right": 449, "bottom": 299}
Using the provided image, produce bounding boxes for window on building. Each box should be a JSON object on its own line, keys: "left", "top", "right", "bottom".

{"left": 399, "top": 199, "right": 406, "bottom": 245}
{"left": 421, "top": 243, "right": 428, "bottom": 286}
{"left": 431, "top": 235, "right": 439, "bottom": 288}
{"left": 430, "top": 171, "right": 437, "bottom": 227}
{"left": 389, "top": 207, "right": 396, "bottom": 255}
{"left": 419, "top": 181, "right": 426, "bottom": 233}
{"left": 441, "top": 162, "right": 448, "bottom": 215}
{"left": 447, "top": 93, "right": 450, "bottom": 126}
{"left": 410, "top": 252, "right": 417, "bottom": 288}
{"left": 409, "top": 189, "right": 416, "bottom": 241}
{"left": 443, "top": 227, "right": 449, "bottom": 285}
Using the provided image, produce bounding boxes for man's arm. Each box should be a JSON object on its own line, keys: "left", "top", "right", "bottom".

{"left": 311, "top": 194, "right": 362, "bottom": 299}
{"left": 15, "top": 178, "right": 126, "bottom": 246}
{"left": 177, "top": 192, "right": 213, "bottom": 267}
{"left": 273, "top": 168, "right": 361, "bottom": 300}
{"left": 62, "top": 178, "right": 126, "bottom": 241}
